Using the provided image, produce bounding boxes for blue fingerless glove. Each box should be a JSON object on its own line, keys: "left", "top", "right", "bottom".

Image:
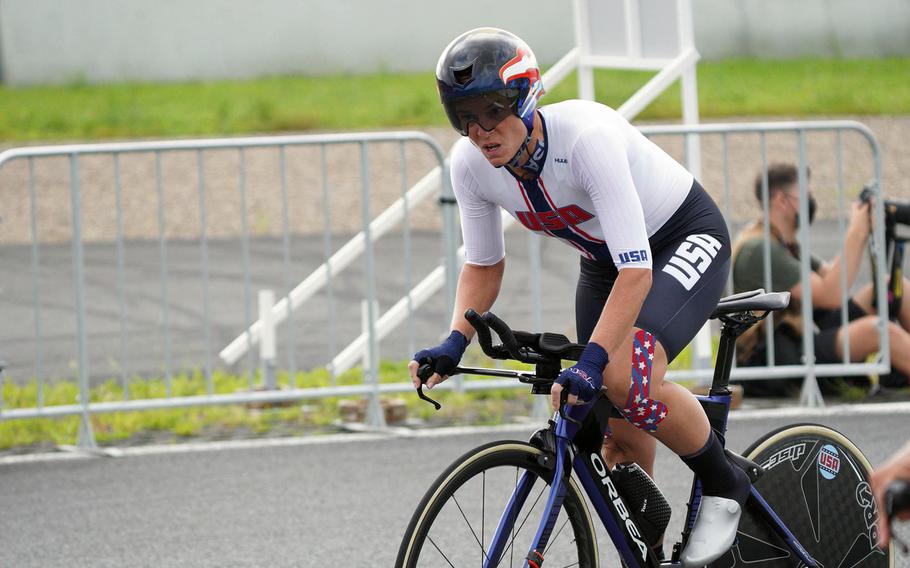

{"left": 554, "top": 342, "right": 610, "bottom": 403}
{"left": 413, "top": 330, "right": 469, "bottom": 380}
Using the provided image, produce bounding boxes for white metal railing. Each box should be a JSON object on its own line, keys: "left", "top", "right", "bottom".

{"left": 0, "top": 120, "right": 890, "bottom": 451}
{"left": 0, "top": 131, "right": 450, "bottom": 446}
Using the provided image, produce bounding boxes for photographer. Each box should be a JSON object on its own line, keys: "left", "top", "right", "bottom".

{"left": 731, "top": 163, "right": 910, "bottom": 395}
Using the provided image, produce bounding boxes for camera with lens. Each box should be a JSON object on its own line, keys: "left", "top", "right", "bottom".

{"left": 859, "top": 185, "right": 910, "bottom": 226}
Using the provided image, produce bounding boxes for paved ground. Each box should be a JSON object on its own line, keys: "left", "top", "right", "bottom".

{"left": 0, "top": 405, "right": 908, "bottom": 567}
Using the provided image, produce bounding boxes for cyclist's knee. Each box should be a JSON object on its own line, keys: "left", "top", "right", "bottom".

{"left": 614, "top": 329, "right": 669, "bottom": 432}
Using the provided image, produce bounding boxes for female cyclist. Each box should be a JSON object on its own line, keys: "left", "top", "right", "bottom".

{"left": 408, "top": 27, "right": 749, "bottom": 565}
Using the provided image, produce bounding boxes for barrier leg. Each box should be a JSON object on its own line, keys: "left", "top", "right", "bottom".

{"left": 363, "top": 300, "right": 387, "bottom": 429}
{"left": 259, "top": 289, "right": 277, "bottom": 390}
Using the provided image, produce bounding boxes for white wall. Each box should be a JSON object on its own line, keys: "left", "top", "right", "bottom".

{"left": 0, "top": 0, "right": 574, "bottom": 84}
{"left": 694, "top": 0, "right": 910, "bottom": 59}
{"left": 1, "top": 0, "right": 908, "bottom": 85}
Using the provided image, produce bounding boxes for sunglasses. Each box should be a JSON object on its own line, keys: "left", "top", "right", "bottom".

{"left": 444, "top": 89, "right": 520, "bottom": 136}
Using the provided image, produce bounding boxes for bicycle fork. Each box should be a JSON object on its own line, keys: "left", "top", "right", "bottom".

{"left": 485, "top": 414, "right": 662, "bottom": 568}
{"left": 484, "top": 433, "right": 571, "bottom": 568}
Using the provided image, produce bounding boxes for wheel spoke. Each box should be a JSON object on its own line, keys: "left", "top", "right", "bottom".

{"left": 426, "top": 535, "right": 457, "bottom": 568}
{"left": 452, "top": 493, "right": 489, "bottom": 561}
{"left": 543, "top": 516, "right": 572, "bottom": 556}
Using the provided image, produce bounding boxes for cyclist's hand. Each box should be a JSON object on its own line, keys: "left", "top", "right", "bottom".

{"left": 409, "top": 330, "right": 469, "bottom": 389}
{"left": 870, "top": 440, "right": 910, "bottom": 547}
{"left": 551, "top": 342, "right": 609, "bottom": 411}
{"left": 847, "top": 200, "right": 872, "bottom": 238}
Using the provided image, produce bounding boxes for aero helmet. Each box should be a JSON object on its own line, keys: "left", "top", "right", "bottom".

{"left": 436, "top": 28, "right": 545, "bottom": 138}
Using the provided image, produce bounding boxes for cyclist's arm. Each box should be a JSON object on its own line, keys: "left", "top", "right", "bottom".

{"left": 587, "top": 267, "right": 651, "bottom": 355}
{"left": 447, "top": 150, "right": 506, "bottom": 338}
{"left": 450, "top": 259, "right": 505, "bottom": 340}
{"left": 790, "top": 201, "right": 870, "bottom": 309}
{"left": 569, "top": 123, "right": 653, "bottom": 354}
{"left": 407, "top": 259, "right": 503, "bottom": 390}
{"left": 408, "top": 145, "right": 504, "bottom": 388}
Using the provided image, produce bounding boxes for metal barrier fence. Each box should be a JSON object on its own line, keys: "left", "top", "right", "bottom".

{"left": 443, "top": 120, "right": 890, "bottom": 407}
{"left": 0, "top": 131, "right": 455, "bottom": 446}
{"left": 633, "top": 120, "right": 889, "bottom": 405}
{"left": 0, "top": 120, "right": 892, "bottom": 450}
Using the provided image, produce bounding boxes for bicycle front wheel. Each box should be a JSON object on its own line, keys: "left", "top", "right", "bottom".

{"left": 711, "top": 423, "right": 892, "bottom": 567}
{"left": 396, "top": 440, "right": 599, "bottom": 568}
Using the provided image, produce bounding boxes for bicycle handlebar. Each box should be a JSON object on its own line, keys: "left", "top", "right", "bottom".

{"left": 481, "top": 311, "right": 523, "bottom": 360}
{"left": 464, "top": 309, "right": 505, "bottom": 360}
{"left": 413, "top": 310, "right": 582, "bottom": 410}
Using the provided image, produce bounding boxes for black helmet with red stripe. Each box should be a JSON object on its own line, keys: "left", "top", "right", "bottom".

{"left": 436, "top": 27, "right": 545, "bottom": 137}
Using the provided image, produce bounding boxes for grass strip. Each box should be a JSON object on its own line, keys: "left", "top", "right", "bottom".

{"left": 0, "top": 349, "right": 701, "bottom": 451}
{"left": 1, "top": 58, "right": 907, "bottom": 141}
{"left": 0, "top": 362, "right": 533, "bottom": 451}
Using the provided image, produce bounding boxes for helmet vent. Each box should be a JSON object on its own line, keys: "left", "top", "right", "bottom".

{"left": 452, "top": 63, "right": 474, "bottom": 87}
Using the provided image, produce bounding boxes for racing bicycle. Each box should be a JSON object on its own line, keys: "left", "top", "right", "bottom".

{"left": 396, "top": 289, "right": 909, "bottom": 567}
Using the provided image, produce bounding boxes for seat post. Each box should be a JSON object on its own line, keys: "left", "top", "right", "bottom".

{"left": 710, "top": 323, "right": 739, "bottom": 395}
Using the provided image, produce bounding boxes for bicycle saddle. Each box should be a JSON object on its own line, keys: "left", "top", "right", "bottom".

{"left": 710, "top": 289, "right": 790, "bottom": 319}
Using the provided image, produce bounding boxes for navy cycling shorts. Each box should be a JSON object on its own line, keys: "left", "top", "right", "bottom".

{"left": 575, "top": 180, "right": 730, "bottom": 363}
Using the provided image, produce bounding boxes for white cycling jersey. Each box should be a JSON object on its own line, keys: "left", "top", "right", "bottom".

{"left": 450, "top": 99, "right": 694, "bottom": 269}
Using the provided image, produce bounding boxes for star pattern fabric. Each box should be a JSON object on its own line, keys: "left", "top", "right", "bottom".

{"left": 622, "top": 330, "right": 668, "bottom": 431}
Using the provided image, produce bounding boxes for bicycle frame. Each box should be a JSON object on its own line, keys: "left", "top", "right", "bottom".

{"left": 885, "top": 235, "right": 905, "bottom": 320}
{"left": 479, "top": 324, "right": 821, "bottom": 568}
{"left": 864, "top": 188, "right": 908, "bottom": 323}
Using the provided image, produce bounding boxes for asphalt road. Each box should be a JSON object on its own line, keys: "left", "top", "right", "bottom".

{"left": 1, "top": 404, "right": 908, "bottom": 567}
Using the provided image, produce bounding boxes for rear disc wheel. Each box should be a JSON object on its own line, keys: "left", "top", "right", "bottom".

{"left": 711, "top": 423, "right": 892, "bottom": 567}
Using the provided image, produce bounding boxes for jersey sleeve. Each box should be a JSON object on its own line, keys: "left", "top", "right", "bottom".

{"left": 450, "top": 149, "right": 505, "bottom": 266}
{"left": 570, "top": 125, "right": 652, "bottom": 270}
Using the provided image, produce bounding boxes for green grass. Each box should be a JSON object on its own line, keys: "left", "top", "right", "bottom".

{"left": 0, "top": 347, "right": 702, "bottom": 451}
{"left": 0, "top": 361, "right": 539, "bottom": 450}
{"left": 1, "top": 58, "right": 908, "bottom": 141}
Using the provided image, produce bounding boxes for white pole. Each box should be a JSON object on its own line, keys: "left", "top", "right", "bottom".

{"left": 624, "top": 0, "right": 642, "bottom": 58}
{"left": 677, "top": 0, "right": 702, "bottom": 181}
{"left": 675, "top": 0, "right": 710, "bottom": 378}
{"left": 259, "top": 289, "right": 277, "bottom": 390}
{"left": 362, "top": 299, "right": 386, "bottom": 428}
{"left": 574, "top": 0, "right": 595, "bottom": 100}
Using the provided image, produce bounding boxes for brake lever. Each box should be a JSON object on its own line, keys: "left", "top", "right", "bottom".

{"left": 416, "top": 363, "right": 442, "bottom": 410}
{"left": 556, "top": 384, "right": 582, "bottom": 426}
